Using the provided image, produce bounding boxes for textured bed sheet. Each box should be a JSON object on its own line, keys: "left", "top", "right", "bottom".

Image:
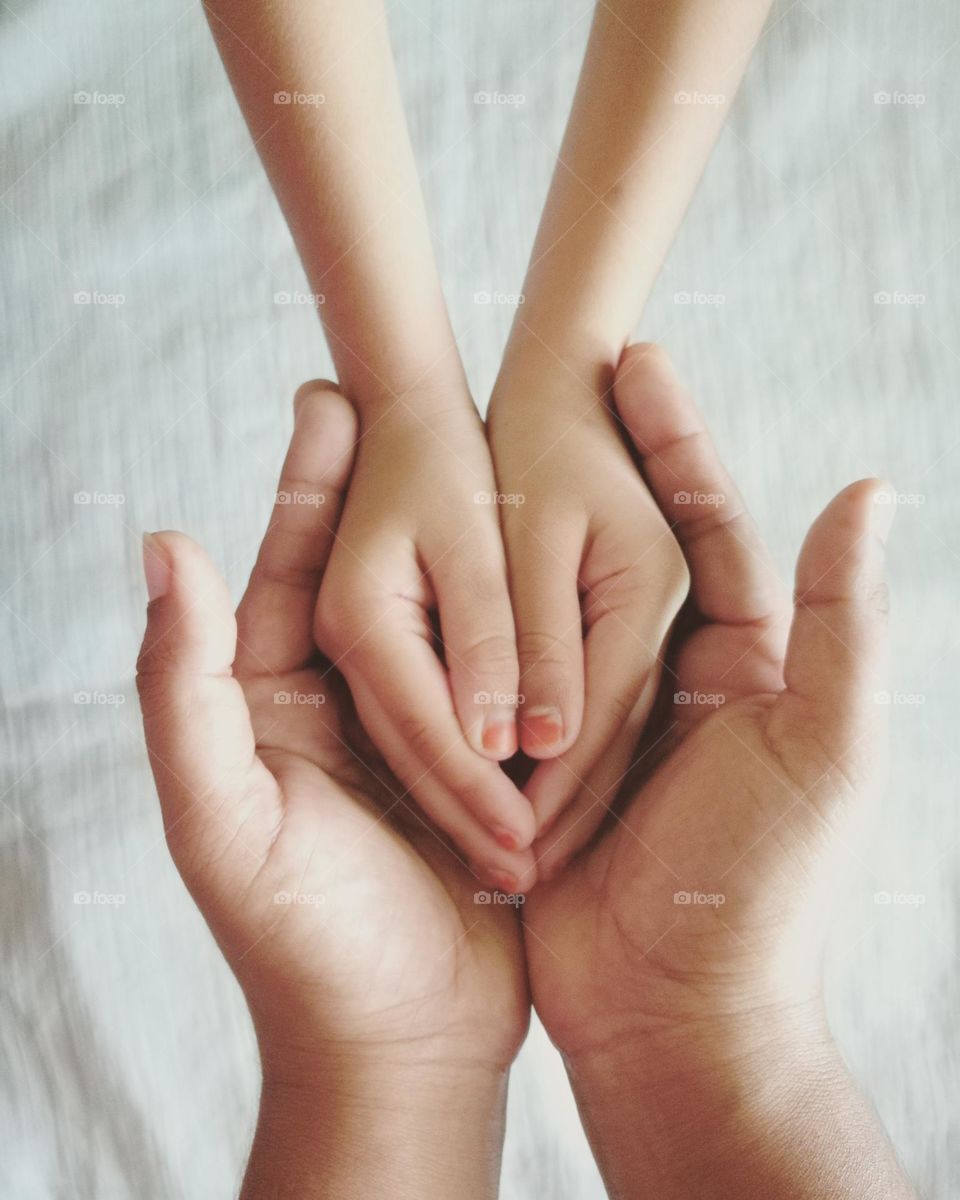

{"left": 2, "top": 0, "right": 958, "bottom": 1195}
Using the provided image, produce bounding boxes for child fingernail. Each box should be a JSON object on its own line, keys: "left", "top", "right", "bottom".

{"left": 142, "top": 533, "right": 170, "bottom": 602}
{"left": 490, "top": 824, "right": 521, "bottom": 851}
{"left": 489, "top": 869, "right": 519, "bottom": 893}
{"left": 522, "top": 706, "right": 564, "bottom": 750}
{"left": 481, "top": 715, "right": 517, "bottom": 757}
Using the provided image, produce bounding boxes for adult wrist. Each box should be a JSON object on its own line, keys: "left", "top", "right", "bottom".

{"left": 242, "top": 1051, "right": 510, "bottom": 1200}
{"left": 562, "top": 1002, "right": 882, "bottom": 1200}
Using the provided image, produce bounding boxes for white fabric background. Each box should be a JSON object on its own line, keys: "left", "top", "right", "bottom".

{"left": 2, "top": 0, "right": 958, "bottom": 1196}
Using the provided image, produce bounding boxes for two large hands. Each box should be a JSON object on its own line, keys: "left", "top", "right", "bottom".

{"left": 137, "top": 347, "right": 902, "bottom": 1198}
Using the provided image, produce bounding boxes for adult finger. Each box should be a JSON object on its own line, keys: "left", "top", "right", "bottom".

{"left": 137, "top": 532, "right": 280, "bottom": 869}
{"left": 234, "top": 382, "right": 357, "bottom": 678}
{"left": 613, "top": 343, "right": 787, "bottom": 628}
{"left": 773, "top": 479, "right": 894, "bottom": 753}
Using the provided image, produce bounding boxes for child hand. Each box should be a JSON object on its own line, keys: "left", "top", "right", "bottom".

{"left": 487, "top": 346, "right": 690, "bottom": 853}
{"left": 313, "top": 398, "right": 537, "bottom": 890}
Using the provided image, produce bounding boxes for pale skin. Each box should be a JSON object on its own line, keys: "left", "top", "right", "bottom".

{"left": 204, "top": 0, "right": 537, "bottom": 888}
{"left": 489, "top": 0, "right": 776, "bottom": 865}
{"left": 202, "top": 0, "right": 776, "bottom": 877}
{"left": 137, "top": 348, "right": 915, "bottom": 1199}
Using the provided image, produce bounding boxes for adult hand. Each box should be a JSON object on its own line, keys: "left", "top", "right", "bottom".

{"left": 136, "top": 384, "right": 529, "bottom": 1198}
{"left": 524, "top": 348, "right": 909, "bottom": 1199}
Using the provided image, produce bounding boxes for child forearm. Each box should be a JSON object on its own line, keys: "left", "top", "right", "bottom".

{"left": 204, "top": 0, "right": 466, "bottom": 413}
{"left": 505, "top": 0, "right": 773, "bottom": 378}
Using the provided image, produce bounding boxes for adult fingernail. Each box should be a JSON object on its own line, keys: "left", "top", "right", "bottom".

{"left": 481, "top": 714, "right": 517, "bottom": 757}
{"left": 522, "top": 706, "right": 564, "bottom": 750}
{"left": 871, "top": 484, "right": 897, "bottom": 545}
{"left": 142, "top": 533, "right": 170, "bottom": 602}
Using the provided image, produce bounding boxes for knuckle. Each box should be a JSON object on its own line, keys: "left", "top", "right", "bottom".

{"left": 621, "top": 340, "right": 673, "bottom": 382}
{"left": 451, "top": 773, "right": 492, "bottom": 820}
{"left": 393, "top": 711, "right": 441, "bottom": 763}
{"left": 517, "top": 630, "right": 573, "bottom": 678}
{"left": 314, "top": 576, "right": 369, "bottom": 655}
{"left": 135, "top": 629, "right": 179, "bottom": 683}
{"left": 456, "top": 632, "right": 518, "bottom": 680}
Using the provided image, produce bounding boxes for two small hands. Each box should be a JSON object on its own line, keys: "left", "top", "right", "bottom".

{"left": 136, "top": 345, "right": 915, "bottom": 1200}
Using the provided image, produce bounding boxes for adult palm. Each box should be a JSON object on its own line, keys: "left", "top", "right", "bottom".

{"left": 525, "top": 347, "right": 893, "bottom": 1059}
{"left": 136, "top": 384, "right": 527, "bottom": 1075}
